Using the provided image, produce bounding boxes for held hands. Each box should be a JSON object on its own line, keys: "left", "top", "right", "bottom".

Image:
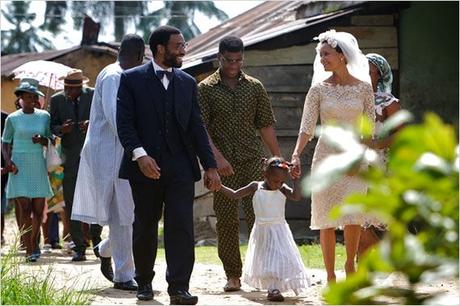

{"left": 137, "top": 156, "right": 161, "bottom": 180}
{"left": 216, "top": 155, "right": 234, "bottom": 177}
{"left": 204, "top": 168, "right": 221, "bottom": 191}
{"left": 61, "top": 119, "right": 74, "bottom": 134}
{"left": 290, "top": 154, "right": 301, "bottom": 179}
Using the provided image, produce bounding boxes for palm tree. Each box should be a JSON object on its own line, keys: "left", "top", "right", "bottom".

{"left": 40, "top": 0, "right": 228, "bottom": 44}
{"left": 1, "top": 1, "right": 53, "bottom": 54}
{"left": 40, "top": 1, "right": 67, "bottom": 34}
{"left": 139, "top": 1, "right": 228, "bottom": 41}
{"left": 70, "top": 1, "right": 148, "bottom": 42}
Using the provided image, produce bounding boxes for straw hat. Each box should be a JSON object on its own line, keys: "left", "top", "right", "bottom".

{"left": 58, "top": 69, "right": 89, "bottom": 87}
{"left": 14, "top": 78, "right": 45, "bottom": 97}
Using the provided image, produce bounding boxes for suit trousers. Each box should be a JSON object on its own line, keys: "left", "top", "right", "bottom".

{"left": 63, "top": 172, "right": 102, "bottom": 253}
{"left": 129, "top": 150, "right": 195, "bottom": 294}
{"left": 213, "top": 158, "right": 263, "bottom": 278}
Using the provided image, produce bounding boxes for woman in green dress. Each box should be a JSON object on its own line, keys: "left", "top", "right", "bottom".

{"left": 1, "top": 78, "right": 53, "bottom": 262}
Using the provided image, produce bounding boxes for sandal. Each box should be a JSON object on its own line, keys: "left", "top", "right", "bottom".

{"left": 223, "top": 278, "right": 241, "bottom": 292}
{"left": 267, "top": 289, "right": 284, "bottom": 302}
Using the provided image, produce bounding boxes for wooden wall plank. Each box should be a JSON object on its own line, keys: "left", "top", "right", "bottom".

{"left": 335, "top": 26, "right": 398, "bottom": 48}
{"left": 351, "top": 15, "right": 395, "bottom": 26}
{"left": 245, "top": 44, "right": 398, "bottom": 69}
{"left": 270, "top": 92, "right": 306, "bottom": 107}
{"left": 244, "top": 65, "right": 312, "bottom": 93}
{"left": 245, "top": 44, "right": 316, "bottom": 67}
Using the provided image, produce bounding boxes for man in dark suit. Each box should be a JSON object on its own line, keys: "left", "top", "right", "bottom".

{"left": 117, "top": 26, "right": 221, "bottom": 304}
{"left": 49, "top": 70, "right": 102, "bottom": 261}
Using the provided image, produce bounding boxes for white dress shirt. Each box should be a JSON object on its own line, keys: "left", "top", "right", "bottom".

{"left": 132, "top": 60, "right": 173, "bottom": 161}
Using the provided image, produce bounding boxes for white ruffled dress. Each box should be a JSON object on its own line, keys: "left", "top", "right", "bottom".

{"left": 242, "top": 183, "right": 310, "bottom": 293}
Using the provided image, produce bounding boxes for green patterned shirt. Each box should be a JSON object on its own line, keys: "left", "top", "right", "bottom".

{"left": 198, "top": 69, "right": 276, "bottom": 163}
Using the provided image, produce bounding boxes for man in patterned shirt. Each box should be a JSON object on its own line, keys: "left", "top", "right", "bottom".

{"left": 198, "top": 36, "right": 280, "bottom": 292}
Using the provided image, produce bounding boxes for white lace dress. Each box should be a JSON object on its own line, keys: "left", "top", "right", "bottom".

{"left": 299, "top": 81, "right": 375, "bottom": 229}
{"left": 242, "top": 183, "right": 310, "bottom": 293}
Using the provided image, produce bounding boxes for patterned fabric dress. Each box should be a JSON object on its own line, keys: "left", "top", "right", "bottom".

{"left": 1, "top": 109, "right": 53, "bottom": 199}
{"left": 374, "top": 91, "right": 400, "bottom": 167}
{"left": 243, "top": 183, "right": 310, "bottom": 293}
{"left": 299, "top": 81, "right": 375, "bottom": 229}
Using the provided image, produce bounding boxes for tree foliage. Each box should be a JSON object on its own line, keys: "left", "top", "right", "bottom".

{"left": 1, "top": 1, "right": 229, "bottom": 54}
{"left": 302, "top": 112, "right": 459, "bottom": 304}
{"left": 1, "top": 1, "right": 53, "bottom": 54}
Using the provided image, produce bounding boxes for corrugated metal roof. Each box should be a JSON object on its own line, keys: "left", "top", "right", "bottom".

{"left": 183, "top": 0, "right": 363, "bottom": 69}
{"left": 0, "top": 44, "right": 124, "bottom": 77}
{"left": 1, "top": 46, "right": 81, "bottom": 77}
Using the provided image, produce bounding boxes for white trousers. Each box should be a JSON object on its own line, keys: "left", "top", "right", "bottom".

{"left": 98, "top": 205, "right": 134, "bottom": 282}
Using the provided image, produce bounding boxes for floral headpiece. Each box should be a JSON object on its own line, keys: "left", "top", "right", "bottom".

{"left": 271, "top": 160, "right": 292, "bottom": 169}
{"left": 262, "top": 157, "right": 293, "bottom": 170}
{"left": 314, "top": 29, "right": 338, "bottom": 48}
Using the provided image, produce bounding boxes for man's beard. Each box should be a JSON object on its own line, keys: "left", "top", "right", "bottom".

{"left": 164, "top": 52, "right": 182, "bottom": 68}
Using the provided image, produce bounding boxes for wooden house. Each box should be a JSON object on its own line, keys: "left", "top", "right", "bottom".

{"left": 182, "top": 1, "right": 459, "bottom": 241}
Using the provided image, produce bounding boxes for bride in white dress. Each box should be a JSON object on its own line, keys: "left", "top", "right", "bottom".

{"left": 219, "top": 157, "right": 310, "bottom": 302}
{"left": 290, "top": 30, "right": 375, "bottom": 284}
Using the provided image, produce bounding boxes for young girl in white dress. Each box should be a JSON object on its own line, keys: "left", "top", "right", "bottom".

{"left": 219, "top": 156, "right": 310, "bottom": 302}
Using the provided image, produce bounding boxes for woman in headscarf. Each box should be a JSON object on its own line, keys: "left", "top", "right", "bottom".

{"left": 366, "top": 53, "right": 402, "bottom": 165}
{"left": 290, "top": 30, "right": 375, "bottom": 284}
{"left": 356, "top": 53, "right": 404, "bottom": 257}
{"left": 1, "top": 78, "right": 53, "bottom": 262}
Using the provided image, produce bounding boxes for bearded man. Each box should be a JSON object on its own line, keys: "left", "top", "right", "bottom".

{"left": 116, "top": 25, "right": 221, "bottom": 304}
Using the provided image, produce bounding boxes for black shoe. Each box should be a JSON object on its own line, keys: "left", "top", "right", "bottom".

{"left": 114, "top": 279, "right": 138, "bottom": 291}
{"left": 71, "top": 251, "right": 87, "bottom": 262}
{"left": 93, "top": 245, "right": 101, "bottom": 258}
{"left": 136, "top": 283, "right": 154, "bottom": 301}
{"left": 169, "top": 290, "right": 198, "bottom": 305}
{"left": 100, "top": 256, "right": 114, "bottom": 282}
{"left": 51, "top": 242, "right": 62, "bottom": 249}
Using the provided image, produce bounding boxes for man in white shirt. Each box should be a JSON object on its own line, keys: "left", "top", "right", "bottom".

{"left": 71, "top": 34, "right": 145, "bottom": 290}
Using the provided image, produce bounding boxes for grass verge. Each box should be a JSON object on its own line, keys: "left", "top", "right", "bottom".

{"left": 156, "top": 243, "right": 345, "bottom": 269}
{"left": 1, "top": 238, "right": 91, "bottom": 305}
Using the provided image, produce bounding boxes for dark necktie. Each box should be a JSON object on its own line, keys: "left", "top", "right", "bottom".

{"left": 73, "top": 100, "right": 79, "bottom": 123}
{"left": 156, "top": 70, "right": 173, "bottom": 81}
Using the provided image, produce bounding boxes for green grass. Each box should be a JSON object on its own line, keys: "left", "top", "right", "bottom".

{"left": 1, "top": 238, "right": 91, "bottom": 305}
{"left": 157, "top": 243, "right": 345, "bottom": 269}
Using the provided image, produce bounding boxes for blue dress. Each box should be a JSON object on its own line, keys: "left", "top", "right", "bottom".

{"left": 1, "top": 109, "right": 53, "bottom": 199}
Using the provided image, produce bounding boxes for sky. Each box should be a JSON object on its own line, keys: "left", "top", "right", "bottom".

{"left": 1, "top": 0, "right": 264, "bottom": 50}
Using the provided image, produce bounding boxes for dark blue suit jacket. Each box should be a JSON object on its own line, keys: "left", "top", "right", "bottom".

{"left": 116, "top": 62, "right": 216, "bottom": 183}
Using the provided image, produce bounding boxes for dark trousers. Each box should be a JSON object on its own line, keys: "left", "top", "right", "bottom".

{"left": 129, "top": 150, "right": 195, "bottom": 295}
{"left": 213, "top": 158, "right": 262, "bottom": 278}
{"left": 48, "top": 213, "right": 59, "bottom": 244}
{"left": 63, "top": 172, "right": 102, "bottom": 253}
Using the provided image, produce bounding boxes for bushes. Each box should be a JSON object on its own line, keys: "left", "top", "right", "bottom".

{"left": 303, "top": 112, "right": 458, "bottom": 304}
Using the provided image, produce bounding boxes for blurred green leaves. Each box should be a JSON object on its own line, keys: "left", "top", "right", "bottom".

{"left": 302, "top": 111, "right": 459, "bottom": 304}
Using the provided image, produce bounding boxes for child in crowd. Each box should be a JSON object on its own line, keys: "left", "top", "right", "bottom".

{"left": 218, "top": 156, "right": 310, "bottom": 301}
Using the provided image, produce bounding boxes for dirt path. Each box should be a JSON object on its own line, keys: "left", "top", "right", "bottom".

{"left": 2, "top": 217, "right": 458, "bottom": 305}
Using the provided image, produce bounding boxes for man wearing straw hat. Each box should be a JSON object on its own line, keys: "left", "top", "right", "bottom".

{"left": 49, "top": 69, "right": 102, "bottom": 262}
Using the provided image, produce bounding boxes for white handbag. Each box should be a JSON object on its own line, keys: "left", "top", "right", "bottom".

{"left": 46, "top": 141, "right": 62, "bottom": 172}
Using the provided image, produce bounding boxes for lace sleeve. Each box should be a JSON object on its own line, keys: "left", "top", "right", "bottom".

{"left": 299, "top": 84, "right": 320, "bottom": 140}
{"left": 362, "top": 83, "right": 376, "bottom": 135}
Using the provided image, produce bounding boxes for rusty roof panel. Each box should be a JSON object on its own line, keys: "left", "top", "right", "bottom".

{"left": 183, "top": 1, "right": 362, "bottom": 69}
